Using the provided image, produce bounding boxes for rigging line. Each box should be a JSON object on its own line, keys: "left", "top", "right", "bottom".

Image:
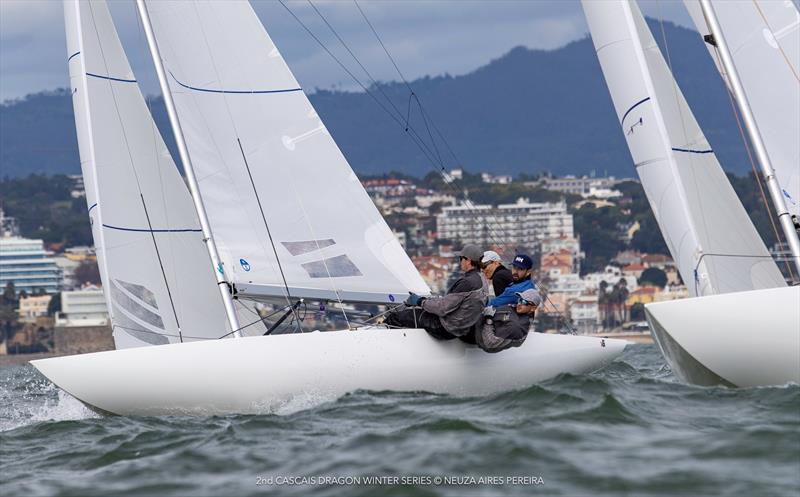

{"left": 751, "top": 0, "right": 800, "bottom": 83}
{"left": 278, "top": 0, "right": 439, "bottom": 168}
{"left": 656, "top": 4, "right": 716, "bottom": 284}
{"left": 280, "top": 0, "right": 527, "bottom": 254}
{"left": 218, "top": 302, "right": 296, "bottom": 339}
{"left": 706, "top": 26, "right": 797, "bottom": 283}
{"left": 307, "top": 0, "right": 405, "bottom": 121}
{"left": 280, "top": 0, "right": 452, "bottom": 178}
{"left": 349, "top": 0, "right": 513, "bottom": 244}
{"left": 139, "top": 194, "right": 183, "bottom": 341}
{"left": 186, "top": 2, "right": 299, "bottom": 314}
{"left": 354, "top": 0, "right": 450, "bottom": 166}
{"left": 237, "top": 138, "right": 300, "bottom": 327}
{"left": 87, "top": 3, "right": 185, "bottom": 337}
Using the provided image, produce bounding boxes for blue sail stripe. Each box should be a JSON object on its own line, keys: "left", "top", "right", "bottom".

{"left": 671, "top": 147, "right": 714, "bottom": 154}
{"left": 169, "top": 71, "right": 301, "bottom": 95}
{"left": 102, "top": 224, "right": 201, "bottom": 233}
{"left": 68, "top": 51, "right": 81, "bottom": 62}
{"left": 86, "top": 72, "right": 137, "bottom": 83}
{"left": 621, "top": 97, "right": 650, "bottom": 125}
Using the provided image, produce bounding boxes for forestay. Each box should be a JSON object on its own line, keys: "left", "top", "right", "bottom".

{"left": 581, "top": 0, "right": 785, "bottom": 297}
{"left": 65, "top": 0, "right": 230, "bottom": 348}
{"left": 143, "top": 0, "right": 430, "bottom": 304}
{"left": 684, "top": 0, "right": 800, "bottom": 220}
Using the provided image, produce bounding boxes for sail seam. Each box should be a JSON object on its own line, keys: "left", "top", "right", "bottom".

{"left": 86, "top": 72, "right": 137, "bottom": 83}
{"left": 671, "top": 147, "right": 713, "bottom": 154}
{"left": 620, "top": 96, "right": 651, "bottom": 125}
{"left": 168, "top": 70, "right": 301, "bottom": 95}
{"left": 68, "top": 51, "right": 81, "bottom": 62}
{"left": 102, "top": 224, "right": 201, "bottom": 233}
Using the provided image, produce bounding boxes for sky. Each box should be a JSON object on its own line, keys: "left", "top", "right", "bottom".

{"left": 0, "top": 0, "right": 693, "bottom": 102}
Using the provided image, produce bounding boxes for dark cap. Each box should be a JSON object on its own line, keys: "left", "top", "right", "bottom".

{"left": 511, "top": 254, "right": 532, "bottom": 270}
{"left": 458, "top": 244, "right": 483, "bottom": 262}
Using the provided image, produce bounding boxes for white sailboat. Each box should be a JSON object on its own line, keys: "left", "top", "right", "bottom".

{"left": 31, "top": 0, "right": 626, "bottom": 416}
{"left": 582, "top": 0, "right": 800, "bottom": 387}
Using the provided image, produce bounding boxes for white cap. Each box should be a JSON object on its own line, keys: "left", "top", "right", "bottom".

{"left": 481, "top": 250, "right": 502, "bottom": 264}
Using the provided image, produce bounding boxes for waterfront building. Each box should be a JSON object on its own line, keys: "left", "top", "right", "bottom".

{"left": 55, "top": 285, "right": 109, "bottom": 328}
{"left": 436, "top": 199, "right": 573, "bottom": 250}
{"left": 583, "top": 265, "right": 638, "bottom": 293}
{"left": 18, "top": 294, "right": 52, "bottom": 322}
{"left": 571, "top": 295, "right": 600, "bottom": 334}
{"left": 533, "top": 175, "right": 627, "bottom": 196}
{"left": 0, "top": 237, "right": 60, "bottom": 294}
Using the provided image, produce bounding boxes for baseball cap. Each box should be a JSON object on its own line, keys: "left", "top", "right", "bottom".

{"left": 481, "top": 250, "right": 502, "bottom": 264}
{"left": 511, "top": 254, "right": 533, "bottom": 270}
{"left": 515, "top": 289, "right": 542, "bottom": 306}
{"left": 458, "top": 244, "right": 483, "bottom": 262}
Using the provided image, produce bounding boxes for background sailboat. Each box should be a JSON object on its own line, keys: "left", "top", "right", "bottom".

{"left": 582, "top": 0, "right": 799, "bottom": 387}
{"left": 30, "top": 0, "right": 626, "bottom": 415}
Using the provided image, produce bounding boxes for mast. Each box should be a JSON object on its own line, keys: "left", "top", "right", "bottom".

{"left": 135, "top": 0, "right": 242, "bottom": 338}
{"left": 699, "top": 0, "right": 800, "bottom": 274}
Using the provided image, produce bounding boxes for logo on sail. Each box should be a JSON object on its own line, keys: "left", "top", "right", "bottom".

{"left": 240, "top": 258, "right": 251, "bottom": 272}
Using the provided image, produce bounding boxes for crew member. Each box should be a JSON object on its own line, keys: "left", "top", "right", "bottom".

{"left": 488, "top": 254, "right": 535, "bottom": 307}
{"left": 481, "top": 250, "right": 512, "bottom": 297}
{"left": 476, "top": 288, "right": 542, "bottom": 353}
{"left": 385, "top": 244, "right": 485, "bottom": 340}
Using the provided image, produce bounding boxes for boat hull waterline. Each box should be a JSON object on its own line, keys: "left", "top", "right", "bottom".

{"left": 31, "top": 329, "right": 626, "bottom": 416}
{"left": 645, "top": 285, "right": 800, "bottom": 387}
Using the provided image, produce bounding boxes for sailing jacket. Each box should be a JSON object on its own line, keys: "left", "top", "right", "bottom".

{"left": 488, "top": 277, "right": 535, "bottom": 307}
{"left": 476, "top": 306, "right": 532, "bottom": 353}
{"left": 489, "top": 265, "right": 513, "bottom": 297}
{"left": 421, "top": 288, "right": 487, "bottom": 336}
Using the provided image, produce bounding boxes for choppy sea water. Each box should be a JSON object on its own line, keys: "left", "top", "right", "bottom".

{"left": 1, "top": 345, "right": 798, "bottom": 497}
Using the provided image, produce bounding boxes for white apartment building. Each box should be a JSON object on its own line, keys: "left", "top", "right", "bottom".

{"left": 583, "top": 265, "right": 638, "bottom": 293}
{"left": 0, "top": 237, "right": 61, "bottom": 294}
{"left": 55, "top": 286, "right": 109, "bottom": 327}
{"left": 535, "top": 175, "right": 625, "bottom": 196}
{"left": 436, "top": 199, "right": 573, "bottom": 249}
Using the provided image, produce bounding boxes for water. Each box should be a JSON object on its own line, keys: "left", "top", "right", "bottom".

{"left": 1, "top": 345, "right": 798, "bottom": 497}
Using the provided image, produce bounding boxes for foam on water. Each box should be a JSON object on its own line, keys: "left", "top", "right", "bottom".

{"left": 1, "top": 345, "right": 798, "bottom": 497}
{"left": 0, "top": 365, "right": 100, "bottom": 432}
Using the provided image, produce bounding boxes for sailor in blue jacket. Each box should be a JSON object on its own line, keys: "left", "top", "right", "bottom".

{"left": 488, "top": 254, "right": 536, "bottom": 307}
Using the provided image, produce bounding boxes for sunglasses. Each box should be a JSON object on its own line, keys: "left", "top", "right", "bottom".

{"left": 518, "top": 299, "right": 537, "bottom": 306}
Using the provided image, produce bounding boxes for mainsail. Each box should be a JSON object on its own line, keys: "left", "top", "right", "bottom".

{"left": 684, "top": 0, "right": 800, "bottom": 220}
{"left": 141, "top": 0, "right": 430, "bottom": 304}
{"left": 581, "top": 0, "right": 786, "bottom": 297}
{"left": 65, "top": 0, "right": 230, "bottom": 347}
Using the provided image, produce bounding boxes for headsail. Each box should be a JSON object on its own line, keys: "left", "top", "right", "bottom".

{"left": 142, "top": 0, "right": 430, "bottom": 304}
{"left": 684, "top": 0, "right": 800, "bottom": 220}
{"left": 65, "top": 0, "right": 230, "bottom": 347}
{"left": 581, "top": 0, "right": 785, "bottom": 297}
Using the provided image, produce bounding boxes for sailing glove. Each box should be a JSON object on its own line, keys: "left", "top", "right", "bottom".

{"left": 405, "top": 292, "right": 425, "bottom": 306}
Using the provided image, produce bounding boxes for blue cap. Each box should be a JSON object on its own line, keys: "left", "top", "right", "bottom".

{"left": 512, "top": 254, "right": 532, "bottom": 270}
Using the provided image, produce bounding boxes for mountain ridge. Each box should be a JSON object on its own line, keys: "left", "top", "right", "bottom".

{"left": 0, "top": 19, "right": 752, "bottom": 179}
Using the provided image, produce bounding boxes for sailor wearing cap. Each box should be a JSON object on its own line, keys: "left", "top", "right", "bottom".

{"left": 487, "top": 253, "right": 536, "bottom": 307}
{"left": 481, "top": 250, "right": 512, "bottom": 297}
{"left": 385, "top": 244, "right": 486, "bottom": 340}
{"left": 475, "top": 288, "right": 541, "bottom": 353}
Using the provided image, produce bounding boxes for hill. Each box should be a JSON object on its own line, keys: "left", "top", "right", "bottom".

{"left": 0, "top": 19, "right": 751, "bottom": 179}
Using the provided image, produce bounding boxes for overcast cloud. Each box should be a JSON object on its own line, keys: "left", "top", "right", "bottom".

{"left": 0, "top": 0, "right": 693, "bottom": 102}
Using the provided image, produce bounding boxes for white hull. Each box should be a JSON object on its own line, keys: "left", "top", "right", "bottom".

{"left": 31, "top": 328, "right": 626, "bottom": 416}
{"left": 645, "top": 286, "right": 800, "bottom": 387}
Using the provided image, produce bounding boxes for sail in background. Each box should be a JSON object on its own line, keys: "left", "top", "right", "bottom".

{"left": 65, "top": 0, "right": 230, "bottom": 348}
{"left": 143, "top": 0, "right": 430, "bottom": 304}
{"left": 581, "top": 0, "right": 786, "bottom": 297}
{"left": 684, "top": 0, "right": 800, "bottom": 220}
